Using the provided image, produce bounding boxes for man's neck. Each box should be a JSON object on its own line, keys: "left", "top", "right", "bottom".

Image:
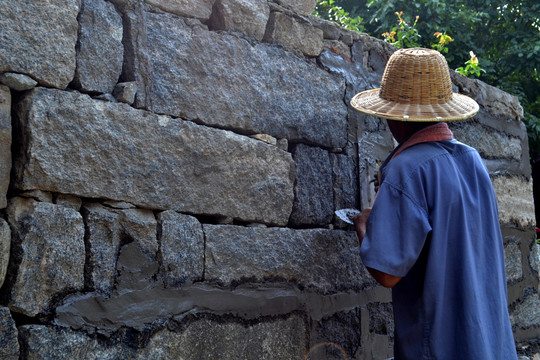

{"left": 387, "top": 120, "right": 439, "bottom": 143}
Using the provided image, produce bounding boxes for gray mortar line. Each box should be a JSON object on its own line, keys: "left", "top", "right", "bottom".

{"left": 54, "top": 283, "right": 391, "bottom": 335}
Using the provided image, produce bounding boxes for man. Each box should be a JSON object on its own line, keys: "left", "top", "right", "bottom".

{"left": 350, "top": 48, "right": 517, "bottom": 359}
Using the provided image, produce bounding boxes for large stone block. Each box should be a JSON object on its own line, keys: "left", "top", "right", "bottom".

{"left": 0, "top": 85, "right": 10, "bottom": 209}
{"left": 510, "top": 292, "right": 540, "bottom": 329}
{"left": 264, "top": 11, "right": 324, "bottom": 56}
{"left": 289, "top": 144, "right": 333, "bottom": 227}
{"left": 20, "top": 315, "right": 306, "bottom": 359}
{"left": 0, "top": 0, "right": 80, "bottom": 89}
{"left": 72, "top": 0, "right": 124, "bottom": 93}
{"left": 274, "top": 0, "right": 317, "bottom": 14}
{"left": 81, "top": 203, "right": 122, "bottom": 294}
{"left": 14, "top": 87, "right": 294, "bottom": 225}
{"left": 492, "top": 175, "right": 535, "bottom": 228}
{"left": 0, "top": 307, "right": 19, "bottom": 360}
{"left": 5, "top": 197, "right": 85, "bottom": 317}
{"left": 309, "top": 309, "right": 362, "bottom": 360}
{"left": 157, "top": 211, "right": 204, "bottom": 287}
{"left": 18, "top": 325, "right": 136, "bottom": 360}
{"left": 450, "top": 121, "right": 522, "bottom": 161}
{"left": 331, "top": 153, "right": 359, "bottom": 221}
{"left": 204, "top": 225, "right": 366, "bottom": 292}
{"left": 139, "top": 316, "right": 307, "bottom": 359}
{"left": 504, "top": 242, "right": 523, "bottom": 283}
{"left": 145, "top": 0, "right": 215, "bottom": 21}
{"left": 208, "top": 0, "right": 269, "bottom": 42}
{"left": 136, "top": 12, "right": 347, "bottom": 149}
{"left": 530, "top": 241, "right": 540, "bottom": 277}
{"left": 0, "top": 218, "right": 10, "bottom": 289}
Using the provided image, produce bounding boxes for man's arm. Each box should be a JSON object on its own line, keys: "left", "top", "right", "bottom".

{"left": 353, "top": 208, "right": 402, "bottom": 288}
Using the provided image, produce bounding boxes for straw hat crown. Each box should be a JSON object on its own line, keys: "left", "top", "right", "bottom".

{"left": 351, "top": 48, "right": 479, "bottom": 121}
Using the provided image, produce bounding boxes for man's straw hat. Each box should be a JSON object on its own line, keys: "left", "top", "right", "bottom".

{"left": 350, "top": 48, "right": 479, "bottom": 122}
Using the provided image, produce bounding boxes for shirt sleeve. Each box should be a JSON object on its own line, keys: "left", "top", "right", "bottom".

{"left": 360, "top": 181, "right": 432, "bottom": 277}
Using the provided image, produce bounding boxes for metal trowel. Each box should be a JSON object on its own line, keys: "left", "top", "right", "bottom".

{"left": 335, "top": 208, "right": 360, "bottom": 224}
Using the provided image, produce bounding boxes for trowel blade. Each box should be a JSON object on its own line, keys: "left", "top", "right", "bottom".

{"left": 335, "top": 208, "right": 360, "bottom": 224}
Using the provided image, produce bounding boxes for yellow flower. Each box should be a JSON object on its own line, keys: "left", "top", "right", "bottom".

{"left": 470, "top": 51, "right": 478, "bottom": 65}
{"left": 439, "top": 34, "right": 453, "bottom": 45}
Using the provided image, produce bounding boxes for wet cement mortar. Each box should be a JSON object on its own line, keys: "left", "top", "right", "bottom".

{"left": 55, "top": 282, "right": 389, "bottom": 336}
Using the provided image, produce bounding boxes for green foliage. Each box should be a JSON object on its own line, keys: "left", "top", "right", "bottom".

{"left": 456, "top": 51, "right": 486, "bottom": 78}
{"left": 381, "top": 12, "right": 422, "bottom": 48}
{"left": 313, "top": 0, "right": 365, "bottom": 33}
{"left": 432, "top": 32, "right": 453, "bottom": 54}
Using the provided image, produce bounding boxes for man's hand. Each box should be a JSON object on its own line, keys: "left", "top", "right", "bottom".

{"left": 353, "top": 208, "right": 371, "bottom": 246}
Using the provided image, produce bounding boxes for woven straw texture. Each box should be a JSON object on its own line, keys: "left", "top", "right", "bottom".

{"left": 351, "top": 48, "right": 479, "bottom": 122}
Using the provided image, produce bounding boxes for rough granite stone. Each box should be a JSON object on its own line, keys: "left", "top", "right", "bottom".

{"left": 103, "top": 200, "right": 136, "bottom": 209}
{"left": 0, "top": 0, "right": 80, "bottom": 89}
{"left": 137, "top": 12, "right": 347, "bottom": 149}
{"left": 204, "top": 225, "right": 366, "bottom": 292}
{"left": 505, "top": 242, "right": 523, "bottom": 283}
{"left": 0, "top": 72, "right": 38, "bottom": 91}
{"left": 19, "top": 190, "right": 53, "bottom": 203}
{"left": 54, "top": 194, "right": 83, "bottom": 211}
{"left": 0, "top": 85, "right": 10, "bottom": 209}
{"left": 274, "top": 0, "right": 317, "bottom": 14}
{"left": 208, "top": 0, "right": 270, "bottom": 42}
{"left": 72, "top": 0, "right": 123, "bottom": 93}
{"left": 492, "top": 175, "right": 535, "bottom": 228}
{"left": 331, "top": 153, "right": 359, "bottom": 223}
{"left": 324, "top": 39, "right": 352, "bottom": 59}
{"left": 0, "top": 307, "right": 19, "bottom": 360}
{"left": 311, "top": 17, "right": 342, "bottom": 40}
{"left": 18, "top": 325, "right": 136, "bottom": 360}
{"left": 112, "top": 81, "right": 137, "bottom": 104}
{"left": 5, "top": 197, "right": 85, "bottom": 317}
{"left": 450, "top": 121, "right": 522, "bottom": 161}
{"left": 14, "top": 87, "right": 295, "bottom": 226}
{"left": 20, "top": 316, "right": 306, "bottom": 360}
{"left": 264, "top": 11, "right": 323, "bottom": 56}
{"left": 140, "top": 316, "right": 306, "bottom": 359}
{"left": 309, "top": 309, "right": 362, "bottom": 360}
{"left": 529, "top": 242, "right": 540, "bottom": 277}
{"left": 290, "top": 144, "right": 333, "bottom": 227}
{"left": 511, "top": 292, "right": 540, "bottom": 329}
{"left": 81, "top": 203, "right": 122, "bottom": 294}
{"left": 145, "top": 0, "right": 215, "bottom": 20}
{"left": 157, "top": 211, "right": 204, "bottom": 287}
{"left": 0, "top": 219, "right": 10, "bottom": 289}
{"left": 367, "top": 302, "right": 394, "bottom": 337}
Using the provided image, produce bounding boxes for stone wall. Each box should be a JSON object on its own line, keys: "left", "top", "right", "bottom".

{"left": 0, "top": 0, "right": 537, "bottom": 359}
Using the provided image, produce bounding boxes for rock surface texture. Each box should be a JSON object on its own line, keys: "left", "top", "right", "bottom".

{"left": 0, "top": 0, "right": 537, "bottom": 359}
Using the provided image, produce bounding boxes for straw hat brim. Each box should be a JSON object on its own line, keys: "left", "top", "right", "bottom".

{"left": 351, "top": 88, "right": 479, "bottom": 122}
